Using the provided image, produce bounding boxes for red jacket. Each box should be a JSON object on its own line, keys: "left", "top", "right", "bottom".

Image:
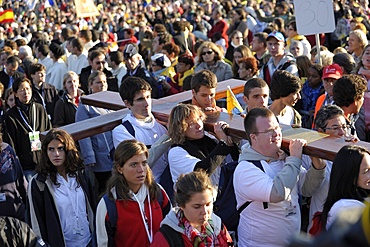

{"left": 208, "top": 19, "right": 229, "bottom": 48}
{"left": 96, "top": 188, "right": 170, "bottom": 247}
{"left": 150, "top": 224, "right": 233, "bottom": 247}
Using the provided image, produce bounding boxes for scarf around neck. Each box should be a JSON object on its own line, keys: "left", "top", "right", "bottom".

{"left": 176, "top": 209, "right": 218, "bottom": 247}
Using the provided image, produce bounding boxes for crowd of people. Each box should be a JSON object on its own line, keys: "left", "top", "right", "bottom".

{"left": 0, "top": 0, "right": 369, "bottom": 246}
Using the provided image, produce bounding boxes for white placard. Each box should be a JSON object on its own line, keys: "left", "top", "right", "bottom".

{"left": 293, "top": 0, "right": 336, "bottom": 35}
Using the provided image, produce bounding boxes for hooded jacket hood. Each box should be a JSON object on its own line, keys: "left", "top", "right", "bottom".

{"left": 161, "top": 207, "right": 223, "bottom": 235}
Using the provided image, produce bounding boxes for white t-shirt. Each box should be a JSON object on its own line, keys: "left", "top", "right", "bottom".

{"left": 276, "top": 106, "right": 295, "bottom": 126}
{"left": 309, "top": 160, "right": 332, "bottom": 223}
{"left": 326, "top": 199, "right": 365, "bottom": 229}
{"left": 112, "top": 114, "right": 168, "bottom": 182}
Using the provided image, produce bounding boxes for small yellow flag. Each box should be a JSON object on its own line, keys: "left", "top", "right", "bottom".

{"left": 226, "top": 86, "right": 243, "bottom": 114}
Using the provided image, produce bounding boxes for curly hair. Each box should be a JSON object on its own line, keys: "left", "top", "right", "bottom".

{"left": 270, "top": 70, "right": 302, "bottom": 100}
{"left": 333, "top": 74, "right": 367, "bottom": 107}
{"left": 38, "top": 128, "right": 84, "bottom": 186}
{"left": 168, "top": 104, "right": 206, "bottom": 145}
{"left": 196, "top": 41, "right": 223, "bottom": 65}
{"left": 105, "top": 140, "right": 160, "bottom": 201}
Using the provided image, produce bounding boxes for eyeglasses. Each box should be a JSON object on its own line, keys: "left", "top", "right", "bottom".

{"left": 324, "top": 124, "right": 351, "bottom": 131}
{"left": 252, "top": 126, "right": 282, "bottom": 136}
{"left": 201, "top": 51, "right": 213, "bottom": 56}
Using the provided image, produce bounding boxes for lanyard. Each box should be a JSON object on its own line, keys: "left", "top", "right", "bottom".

{"left": 18, "top": 104, "right": 36, "bottom": 132}
{"left": 35, "top": 89, "right": 47, "bottom": 110}
{"left": 132, "top": 191, "right": 153, "bottom": 243}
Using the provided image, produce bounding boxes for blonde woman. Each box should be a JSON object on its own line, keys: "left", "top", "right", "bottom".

{"left": 194, "top": 41, "right": 232, "bottom": 82}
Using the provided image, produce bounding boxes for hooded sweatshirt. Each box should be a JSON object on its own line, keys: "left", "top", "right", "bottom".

{"left": 150, "top": 207, "right": 232, "bottom": 247}
{"left": 234, "top": 145, "right": 324, "bottom": 247}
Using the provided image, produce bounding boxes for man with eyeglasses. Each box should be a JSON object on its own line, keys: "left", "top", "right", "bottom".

{"left": 307, "top": 105, "right": 354, "bottom": 231}
{"left": 79, "top": 49, "right": 116, "bottom": 94}
{"left": 234, "top": 107, "right": 326, "bottom": 247}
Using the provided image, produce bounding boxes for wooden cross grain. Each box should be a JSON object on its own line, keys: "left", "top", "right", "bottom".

{"left": 52, "top": 78, "right": 370, "bottom": 161}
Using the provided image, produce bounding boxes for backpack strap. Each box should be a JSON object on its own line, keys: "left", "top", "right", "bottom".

{"left": 278, "top": 60, "right": 295, "bottom": 71}
{"left": 103, "top": 194, "right": 118, "bottom": 234}
{"left": 103, "top": 186, "right": 165, "bottom": 231}
{"left": 122, "top": 120, "right": 152, "bottom": 149}
{"left": 122, "top": 120, "right": 135, "bottom": 137}
{"left": 263, "top": 63, "right": 271, "bottom": 86}
{"left": 159, "top": 225, "right": 185, "bottom": 247}
{"left": 237, "top": 160, "right": 268, "bottom": 215}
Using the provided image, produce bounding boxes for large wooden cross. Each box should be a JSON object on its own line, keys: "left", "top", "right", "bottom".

{"left": 54, "top": 79, "right": 370, "bottom": 161}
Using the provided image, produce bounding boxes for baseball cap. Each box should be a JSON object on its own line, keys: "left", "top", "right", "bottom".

{"left": 266, "top": 31, "right": 285, "bottom": 43}
{"left": 322, "top": 64, "right": 343, "bottom": 80}
{"left": 151, "top": 53, "right": 171, "bottom": 68}
{"left": 123, "top": 44, "right": 138, "bottom": 59}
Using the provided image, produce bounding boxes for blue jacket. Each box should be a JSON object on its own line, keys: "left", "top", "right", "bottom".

{"left": 76, "top": 101, "right": 114, "bottom": 172}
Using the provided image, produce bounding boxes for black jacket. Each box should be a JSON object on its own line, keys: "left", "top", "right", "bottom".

{"left": 53, "top": 90, "right": 84, "bottom": 127}
{"left": 32, "top": 83, "right": 59, "bottom": 122}
{"left": 27, "top": 170, "right": 96, "bottom": 247}
{"left": 0, "top": 70, "right": 25, "bottom": 94}
{"left": 3, "top": 99, "right": 52, "bottom": 170}
{"left": 121, "top": 65, "right": 159, "bottom": 98}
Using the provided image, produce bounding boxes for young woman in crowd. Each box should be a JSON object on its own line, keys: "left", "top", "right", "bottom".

{"left": 167, "top": 104, "right": 239, "bottom": 185}
{"left": 27, "top": 129, "right": 96, "bottom": 247}
{"left": 53, "top": 71, "right": 84, "bottom": 127}
{"left": 3, "top": 77, "right": 51, "bottom": 181}
{"left": 232, "top": 44, "right": 253, "bottom": 78}
{"left": 194, "top": 41, "right": 232, "bottom": 82}
{"left": 151, "top": 170, "right": 234, "bottom": 246}
{"left": 237, "top": 56, "right": 259, "bottom": 81}
{"left": 4, "top": 88, "right": 15, "bottom": 110}
{"left": 76, "top": 71, "right": 115, "bottom": 195}
{"left": 321, "top": 145, "right": 370, "bottom": 230}
{"left": 95, "top": 139, "right": 171, "bottom": 247}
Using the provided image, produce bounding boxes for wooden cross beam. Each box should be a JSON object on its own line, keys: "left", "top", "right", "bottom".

{"left": 49, "top": 79, "right": 245, "bottom": 140}
{"left": 50, "top": 79, "right": 370, "bottom": 161}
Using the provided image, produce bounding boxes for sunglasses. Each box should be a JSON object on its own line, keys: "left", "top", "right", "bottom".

{"left": 201, "top": 51, "right": 213, "bottom": 56}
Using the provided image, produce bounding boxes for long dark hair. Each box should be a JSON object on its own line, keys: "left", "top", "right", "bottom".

{"left": 38, "top": 128, "right": 84, "bottom": 186}
{"left": 321, "top": 145, "right": 370, "bottom": 229}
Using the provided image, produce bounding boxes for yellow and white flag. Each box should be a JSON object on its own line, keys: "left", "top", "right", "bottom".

{"left": 226, "top": 85, "right": 243, "bottom": 114}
